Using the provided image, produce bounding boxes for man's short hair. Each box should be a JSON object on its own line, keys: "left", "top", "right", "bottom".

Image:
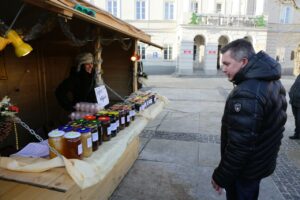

{"left": 221, "top": 39, "right": 255, "bottom": 61}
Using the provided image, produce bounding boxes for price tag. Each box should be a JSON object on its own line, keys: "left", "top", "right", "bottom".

{"left": 94, "top": 85, "right": 109, "bottom": 107}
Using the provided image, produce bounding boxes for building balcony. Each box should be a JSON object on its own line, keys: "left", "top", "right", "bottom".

{"left": 182, "top": 12, "right": 268, "bottom": 28}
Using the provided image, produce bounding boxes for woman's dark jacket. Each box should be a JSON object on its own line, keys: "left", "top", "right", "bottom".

{"left": 212, "top": 51, "right": 287, "bottom": 188}
{"left": 55, "top": 67, "right": 97, "bottom": 111}
{"left": 289, "top": 75, "right": 300, "bottom": 107}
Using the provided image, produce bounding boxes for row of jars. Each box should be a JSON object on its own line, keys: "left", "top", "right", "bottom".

{"left": 126, "top": 94, "right": 157, "bottom": 112}
{"left": 48, "top": 108, "right": 136, "bottom": 159}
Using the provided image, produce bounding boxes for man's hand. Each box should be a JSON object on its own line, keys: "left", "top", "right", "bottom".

{"left": 211, "top": 179, "right": 223, "bottom": 195}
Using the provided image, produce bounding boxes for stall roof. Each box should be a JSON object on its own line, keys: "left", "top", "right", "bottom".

{"left": 23, "top": 0, "right": 162, "bottom": 49}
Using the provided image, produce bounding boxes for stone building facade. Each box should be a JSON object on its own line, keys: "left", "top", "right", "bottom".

{"left": 90, "top": 0, "right": 300, "bottom": 75}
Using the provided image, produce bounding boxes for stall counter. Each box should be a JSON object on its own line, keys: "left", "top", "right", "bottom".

{"left": 0, "top": 96, "right": 168, "bottom": 200}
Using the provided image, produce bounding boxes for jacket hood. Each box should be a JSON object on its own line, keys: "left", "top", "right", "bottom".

{"left": 233, "top": 51, "right": 281, "bottom": 84}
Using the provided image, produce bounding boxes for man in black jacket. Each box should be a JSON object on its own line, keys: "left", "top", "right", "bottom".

{"left": 289, "top": 74, "right": 300, "bottom": 139}
{"left": 211, "top": 39, "right": 287, "bottom": 200}
{"left": 55, "top": 52, "right": 97, "bottom": 112}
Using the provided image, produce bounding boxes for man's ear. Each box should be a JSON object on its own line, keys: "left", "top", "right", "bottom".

{"left": 241, "top": 58, "right": 248, "bottom": 68}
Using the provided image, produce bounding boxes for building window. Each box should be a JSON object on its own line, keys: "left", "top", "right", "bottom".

{"left": 193, "top": 45, "right": 197, "bottom": 60}
{"left": 164, "top": 1, "right": 174, "bottom": 20}
{"left": 216, "top": 3, "right": 222, "bottom": 13}
{"left": 136, "top": 0, "right": 146, "bottom": 20}
{"left": 138, "top": 45, "right": 146, "bottom": 60}
{"left": 107, "top": 0, "right": 118, "bottom": 16}
{"left": 280, "top": 5, "right": 292, "bottom": 24}
{"left": 190, "top": 1, "right": 198, "bottom": 13}
{"left": 291, "top": 51, "right": 295, "bottom": 60}
{"left": 164, "top": 45, "right": 173, "bottom": 60}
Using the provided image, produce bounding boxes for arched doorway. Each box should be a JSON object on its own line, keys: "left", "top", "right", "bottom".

{"left": 217, "top": 35, "right": 229, "bottom": 70}
{"left": 193, "top": 35, "right": 205, "bottom": 70}
{"left": 294, "top": 44, "right": 300, "bottom": 75}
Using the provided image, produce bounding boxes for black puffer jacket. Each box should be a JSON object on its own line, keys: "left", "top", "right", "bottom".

{"left": 289, "top": 75, "right": 300, "bottom": 107}
{"left": 212, "top": 51, "right": 287, "bottom": 188}
{"left": 55, "top": 67, "right": 97, "bottom": 111}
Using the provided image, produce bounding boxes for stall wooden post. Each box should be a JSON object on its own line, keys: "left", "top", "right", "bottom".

{"left": 133, "top": 40, "right": 138, "bottom": 92}
{"left": 94, "top": 28, "right": 103, "bottom": 86}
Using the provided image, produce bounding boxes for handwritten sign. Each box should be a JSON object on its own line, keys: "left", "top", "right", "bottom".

{"left": 94, "top": 85, "right": 109, "bottom": 107}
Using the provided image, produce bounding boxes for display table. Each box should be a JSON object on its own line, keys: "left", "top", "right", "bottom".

{"left": 0, "top": 136, "right": 139, "bottom": 200}
{"left": 0, "top": 97, "right": 168, "bottom": 200}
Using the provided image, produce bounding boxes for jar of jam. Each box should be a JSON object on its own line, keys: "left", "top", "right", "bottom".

{"left": 135, "top": 103, "right": 142, "bottom": 112}
{"left": 151, "top": 94, "right": 156, "bottom": 104}
{"left": 64, "top": 131, "right": 83, "bottom": 159}
{"left": 124, "top": 109, "right": 131, "bottom": 127}
{"left": 130, "top": 105, "right": 136, "bottom": 121}
{"left": 77, "top": 127, "right": 93, "bottom": 158}
{"left": 48, "top": 130, "right": 65, "bottom": 159}
{"left": 107, "top": 114, "right": 117, "bottom": 137}
{"left": 109, "top": 111, "right": 120, "bottom": 133}
{"left": 98, "top": 116, "right": 111, "bottom": 141}
{"left": 85, "top": 122, "right": 99, "bottom": 151}
{"left": 118, "top": 110, "right": 126, "bottom": 130}
{"left": 96, "top": 121, "right": 103, "bottom": 145}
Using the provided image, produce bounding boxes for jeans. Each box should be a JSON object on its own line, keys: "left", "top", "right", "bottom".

{"left": 225, "top": 178, "right": 261, "bottom": 200}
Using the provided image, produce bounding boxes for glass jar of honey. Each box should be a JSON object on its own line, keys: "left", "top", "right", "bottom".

{"left": 64, "top": 131, "right": 83, "bottom": 159}
{"left": 48, "top": 130, "right": 65, "bottom": 159}
{"left": 77, "top": 127, "right": 93, "bottom": 158}
{"left": 98, "top": 116, "right": 111, "bottom": 141}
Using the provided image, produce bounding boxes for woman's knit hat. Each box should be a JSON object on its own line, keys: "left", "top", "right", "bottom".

{"left": 76, "top": 52, "right": 94, "bottom": 72}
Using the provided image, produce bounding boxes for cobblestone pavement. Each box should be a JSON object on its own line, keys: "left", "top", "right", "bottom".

{"left": 140, "top": 130, "right": 300, "bottom": 200}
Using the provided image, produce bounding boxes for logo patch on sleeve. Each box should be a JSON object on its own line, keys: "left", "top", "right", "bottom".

{"left": 234, "top": 103, "right": 241, "bottom": 112}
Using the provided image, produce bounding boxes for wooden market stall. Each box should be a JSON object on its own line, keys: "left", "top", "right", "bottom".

{"left": 0, "top": 0, "right": 161, "bottom": 152}
{"left": 0, "top": 0, "right": 164, "bottom": 199}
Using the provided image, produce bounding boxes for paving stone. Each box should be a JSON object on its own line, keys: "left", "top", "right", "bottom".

{"left": 157, "top": 112, "right": 200, "bottom": 133}
{"left": 139, "top": 137, "right": 150, "bottom": 154}
{"left": 198, "top": 143, "right": 221, "bottom": 167}
{"left": 139, "top": 139, "right": 199, "bottom": 166}
{"left": 143, "top": 111, "right": 169, "bottom": 131}
{"left": 111, "top": 160, "right": 226, "bottom": 200}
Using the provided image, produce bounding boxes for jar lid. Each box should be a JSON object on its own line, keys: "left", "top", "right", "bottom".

{"left": 64, "top": 131, "right": 81, "bottom": 139}
{"left": 48, "top": 130, "right": 65, "bottom": 137}
{"left": 84, "top": 115, "right": 96, "bottom": 121}
{"left": 77, "top": 127, "right": 91, "bottom": 133}
{"left": 84, "top": 124, "right": 94, "bottom": 128}
{"left": 98, "top": 111, "right": 108, "bottom": 115}
{"left": 58, "top": 125, "right": 73, "bottom": 132}
{"left": 75, "top": 119, "right": 86, "bottom": 124}
{"left": 107, "top": 111, "right": 119, "bottom": 116}
{"left": 90, "top": 120, "right": 98, "bottom": 124}
{"left": 98, "top": 116, "right": 110, "bottom": 122}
